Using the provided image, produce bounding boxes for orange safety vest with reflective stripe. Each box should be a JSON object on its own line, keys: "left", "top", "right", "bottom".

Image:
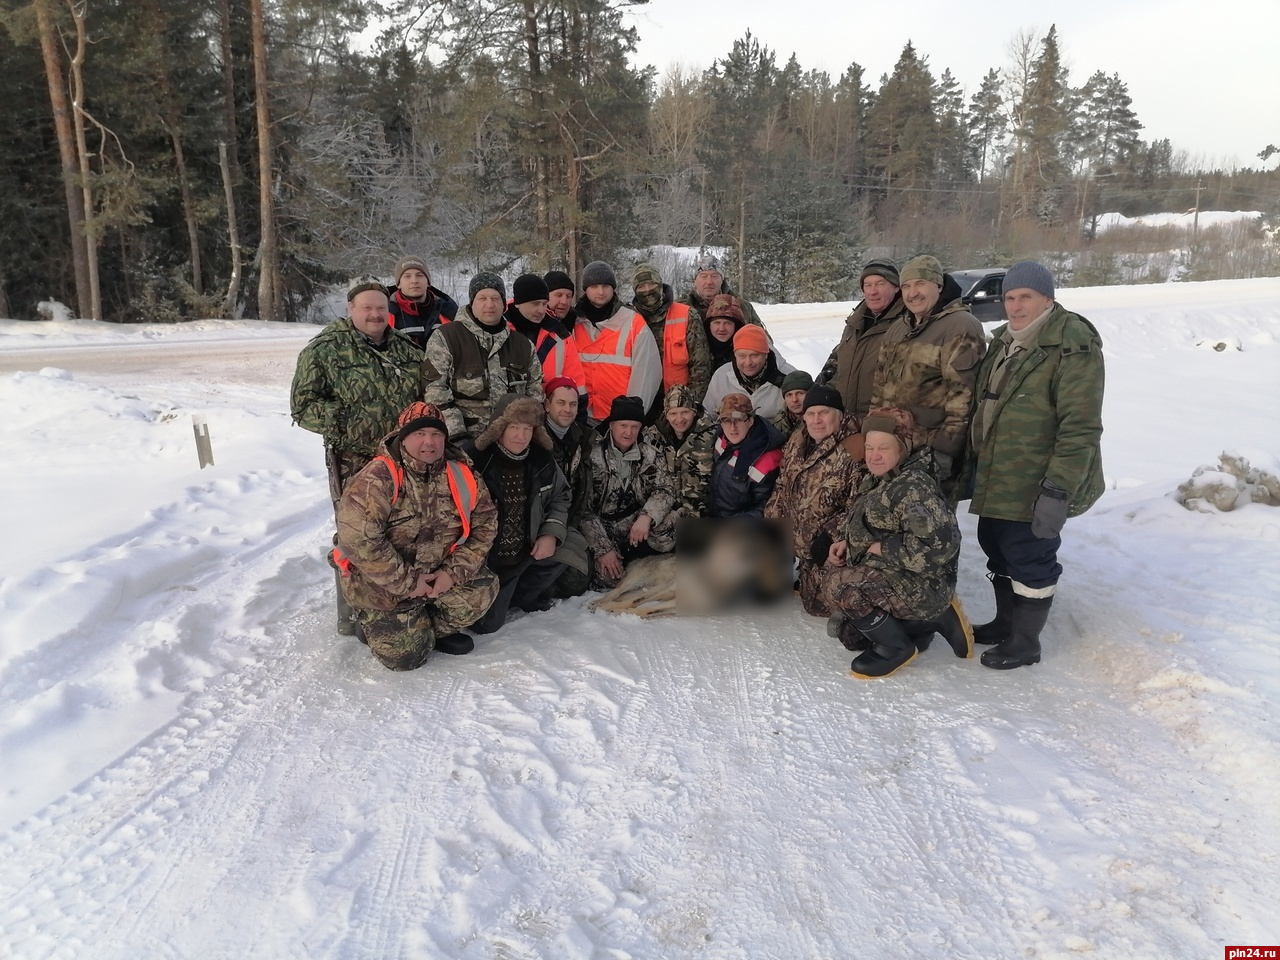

{"left": 572, "top": 309, "right": 647, "bottom": 420}
{"left": 332, "top": 455, "right": 479, "bottom": 577}
{"left": 660, "top": 302, "right": 693, "bottom": 390}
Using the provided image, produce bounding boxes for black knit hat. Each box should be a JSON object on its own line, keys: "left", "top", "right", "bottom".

{"left": 581, "top": 261, "right": 617, "bottom": 289}
{"left": 544, "top": 270, "right": 575, "bottom": 294}
{"left": 802, "top": 385, "right": 844, "bottom": 413}
{"left": 599, "top": 394, "right": 645, "bottom": 429}
{"left": 512, "top": 273, "right": 550, "bottom": 305}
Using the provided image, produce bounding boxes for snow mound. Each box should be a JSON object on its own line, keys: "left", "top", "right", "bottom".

{"left": 1176, "top": 449, "right": 1280, "bottom": 512}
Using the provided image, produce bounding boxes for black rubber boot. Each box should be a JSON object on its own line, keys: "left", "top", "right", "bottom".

{"left": 981, "top": 594, "right": 1052, "bottom": 669}
{"left": 849, "top": 610, "right": 918, "bottom": 679}
{"left": 434, "top": 632, "right": 475, "bottom": 656}
{"left": 974, "top": 574, "right": 1014, "bottom": 645}
{"left": 905, "top": 595, "right": 973, "bottom": 657}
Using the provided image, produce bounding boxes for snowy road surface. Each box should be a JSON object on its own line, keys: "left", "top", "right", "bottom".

{"left": 1, "top": 281, "right": 1278, "bottom": 958}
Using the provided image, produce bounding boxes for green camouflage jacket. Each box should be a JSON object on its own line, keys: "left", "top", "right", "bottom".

{"left": 647, "top": 414, "right": 716, "bottom": 518}
{"left": 334, "top": 436, "right": 498, "bottom": 612}
{"left": 290, "top": 318, "right": 423, "bottom": 460}
{"left": 421, "top": 309, "right": 544, "bottom": 440}
{"left": 838, "top": 446, "right": 959, "bottom": 621}
{"left": 871, "top": 283, "right": 987, "bottom": 459}
{"left": 965, "top": 304, "right": 1105, "bottom": 522}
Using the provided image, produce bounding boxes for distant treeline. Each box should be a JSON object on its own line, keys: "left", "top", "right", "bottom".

{"left": 1, "top": 1, "right": 1276, "bottom": 322}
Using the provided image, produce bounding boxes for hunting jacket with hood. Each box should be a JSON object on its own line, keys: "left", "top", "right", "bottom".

{"left": 334, "top": 434, "right": 497, "bottom": 612}
{"left": 871, "top": 275, "right": 987, "bottom": 459}
{"left": 965, "top": 303, "right": 1105, "bottom": 522}
{"left": 290, "top": 317, "right": 424, "bottom": 461}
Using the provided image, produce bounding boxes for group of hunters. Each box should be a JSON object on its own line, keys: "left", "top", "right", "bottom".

{"left": 290, "top": 251, "right": 1106, "bottom": 679}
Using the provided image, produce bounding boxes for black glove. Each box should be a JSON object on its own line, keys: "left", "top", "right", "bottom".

{"left": 932, "top": 449, "right": 954, "bottom": 479}
{"left": 809, "top": 532, "right": 834, "bottom": 564}
{"left": 1031, "top": 482, "right": 1069, "bottom": 539}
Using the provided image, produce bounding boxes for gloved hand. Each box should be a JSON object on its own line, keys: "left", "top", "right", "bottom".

{"left": 931, "top": 449, "right": 954, "bottom": 479}
{"left": 1031, "top": 482, "right": 1069, "bottom": 539}
{"left": 809, "top": 531, "right": 834, "bottom": 564}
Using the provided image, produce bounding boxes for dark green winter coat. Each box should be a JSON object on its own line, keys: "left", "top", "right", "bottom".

{"left": 290, "top": 318, "right": 423, "bottom": 460}
{"left": 816, "top": 293, "right": 908, "bottom": 418}
{"left": 838, "top": 447, "right": 959, "bottom": 621}
{"left": 965, "top": 303, "right": 1105, "bottom": 522}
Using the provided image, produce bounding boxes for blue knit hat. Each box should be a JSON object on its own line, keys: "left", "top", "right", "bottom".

{"left": 1002, "top": 261, "right": 1055, "bottom": 300}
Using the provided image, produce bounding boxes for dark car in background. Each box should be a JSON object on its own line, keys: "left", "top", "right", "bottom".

{"left": 951, "top": 268, "right": 1007, "bottom": 323}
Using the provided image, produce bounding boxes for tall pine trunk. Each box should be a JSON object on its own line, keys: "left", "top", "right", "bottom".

{"left": 67, "top": 0, "right": 100, "bottom": 320}
{"left": 249, "top": 0, "right": 279, "bottom": 321}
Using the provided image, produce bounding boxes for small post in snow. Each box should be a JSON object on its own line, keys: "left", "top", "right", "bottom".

{"left": 193, "top": 415, "right": 215, "bottom": 469}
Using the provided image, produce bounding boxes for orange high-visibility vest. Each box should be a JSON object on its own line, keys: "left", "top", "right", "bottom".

{"left": 572, "top": 309, "right": 648, "bottom": 420}
{"left": 660, "top": 302, "right": 693, "bottom": 390}
{"left": 332, "top": 456, "right": 479, "bottom": 576}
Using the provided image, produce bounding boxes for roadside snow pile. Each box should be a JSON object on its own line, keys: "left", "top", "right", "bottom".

{"left": 1176, "top": 449, "right": 1280, "bottom": 512}
{"left": 1092, "top": 210, "right": 1260, "bottom": 234}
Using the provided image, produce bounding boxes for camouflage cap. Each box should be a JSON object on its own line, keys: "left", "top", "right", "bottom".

{"left": 633, "top": 262, "right": 663, "bottom": 289}
{"left": 664, "top": 383, "right": 701, "bottom": 413}
{"left": 703, "top": 293, "right": 745, "bottom": 326}
{"left": 694, "top": 253, "right": 725, "bottom": 276}
{"left": 348, "top": 275, "right": 389, "bottom": 301}
{"left": 899, "top": 255, "right": 943, "bottom": 288}
{"left": 717, "top": 393, "right": 754, "bottom": 420}
{"left": 861, "top": 406, "right": 916, "bottom": 453}
{"left": 397, "top": 401, "right": 447, "bottom": 440}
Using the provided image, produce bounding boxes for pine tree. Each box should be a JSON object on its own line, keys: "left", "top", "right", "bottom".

{"left": 967, "top": 68, "right": 1005, "bottom": 183}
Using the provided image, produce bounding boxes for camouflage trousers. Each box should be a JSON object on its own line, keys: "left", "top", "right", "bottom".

{"left": 820, "top": 564, "right": 921, "bottom": 623}
{"left": 355, "top": 570, "right": 499, "bottom": 671}
{"left": 796, "top": 559, "right": 831, "bottom": 618}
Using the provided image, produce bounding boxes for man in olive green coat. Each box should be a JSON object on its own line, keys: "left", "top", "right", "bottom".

{"left": 291, "top": 276, "right": 425, "bottom": 636}
{"left": 964, "top": 260, "right": 1105, "bottom": 670}
{"left": 815, "top": 258, "right": 908, "bottom": 418}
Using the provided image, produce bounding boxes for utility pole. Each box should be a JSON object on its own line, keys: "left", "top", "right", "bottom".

{"left": 1192, "top": 177, "right": 1203, "bottom": 241}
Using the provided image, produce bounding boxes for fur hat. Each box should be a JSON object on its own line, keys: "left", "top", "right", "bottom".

{"left": 861, "top": 406, "right": 916, "bottom": 453}
{"left": 780, "top": 370, "right": 814, "bottom": 395}
{"left": 859, "top": 258, "right": 900, "bottom": 289}
{"left": 468, "top": 271, "right": 506, "bottom": 304}
{"left": 717, "top": 393, "right": 754, "bottom": 420}
{"left": 1002, "top": 260, "right": 1055, "bottom": 300}
{"left": 732, "top": 324, "right": 770, "bottom": 355}
{"left": 512, "top": 273, "right": 550, "bottom": 305}
{"left": 347, "top": 275, "right": 388, "bottom": 301}
{"left": 581, "top": 261, "right": 617, "bottom": 289}
{"left": 543, "top": 270, "right": 575, "bottom": 294}
{"left": 693, "top": 253, "right": 725, "bottom": 277}
{"left": 899, "top": 255, "right": 944, "bottom": 288}
{"left": 802, "top": 385, "right": 844, "bottom": 413}
{"left": 475, "top": 394, "right": 553, "bottom": 452}
{"left": 394, "top": 255, "right": 430, "bottom": 286}
{"left": 396, "top": 401, "right": 447, "bottom": 442}
{"left": 663, "top": 383, "right": 701, "bottom": 413}
{"left": 543, "top": 375, "right": 578, "bottom": 398}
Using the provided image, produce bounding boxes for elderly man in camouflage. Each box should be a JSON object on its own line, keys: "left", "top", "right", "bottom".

{"left": 965, "top": 261, "right": 1105, "bottom": 670}
{"left": 871, "top": 255, "right": 986, "bottom": 497}
{"left": 822, "top": 407, "right": 972, "bottom": 680}
{"left": 422, "top": 272, "right": 543, "bottom": 441}
{"left": 334, "top": 402, "right": 500, "bottom": 670}
{"left": 291, "top": 276, "right": 425, "bottom": 636}
{"left": 647, "top": 384, "right": 715, "bottom": 522}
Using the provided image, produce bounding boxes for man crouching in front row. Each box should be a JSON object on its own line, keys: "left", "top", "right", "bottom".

{"left": 334, "top": 402, "right": 499, "bottom": 670}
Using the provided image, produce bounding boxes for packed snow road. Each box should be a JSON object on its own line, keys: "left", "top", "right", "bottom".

{"left": 1, "top": 285, "right": 1278, "bottom": 958}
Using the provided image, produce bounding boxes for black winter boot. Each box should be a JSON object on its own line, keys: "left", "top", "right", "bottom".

{"left": 434, "top": 632, "right": 475, "bottom": 656}
{"left": 981, "top": 594, "right": 1052, "bottom": 669}
{"left": 974, "top": 574, "right": 1014, "bottom": 645}
{"left": 849, "top": 610, "right": 918, "bottom": 679}
{"left": 906, "top": 595, "right": 973, "bottom": 657}
{"left": 335, "top": 569, "right": 360, "bottom": 637}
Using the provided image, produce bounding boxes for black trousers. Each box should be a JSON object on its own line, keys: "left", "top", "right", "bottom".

{"left": 470, "top": 555, "right": 567, "bottom": 634}
{"left": 976, "top": 516, "right": 1062, "bottom": 590}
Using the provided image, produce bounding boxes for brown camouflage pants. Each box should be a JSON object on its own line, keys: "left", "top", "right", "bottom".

{"left": 820, "top": 564, "right": 918, "bottom": 622}
{"left": 796, "top": 559, "right": 831, "bottom": 618}
{"left": 356, "top": 570, "right": 499, "bottom": 671}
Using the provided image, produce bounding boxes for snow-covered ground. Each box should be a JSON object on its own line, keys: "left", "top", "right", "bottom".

{"left": 1, "top": 279, "right": 1278, "bottom": 959}
{"left": 1092, "top": 209, "right": 1261, "bottom": 234}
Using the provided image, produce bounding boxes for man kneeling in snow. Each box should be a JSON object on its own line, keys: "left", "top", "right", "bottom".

{"left": 334, "top": 402, "right": 500, "bottom": 670}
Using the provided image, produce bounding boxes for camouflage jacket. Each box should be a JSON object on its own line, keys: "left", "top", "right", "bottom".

{"left": 871, "top": 276, "right": 987, "bottom": 459}
{"left": 421, "top": 308, "right": 544, "bottom": 440}
{"left": 838, "top": 446, "right": 959, "bottom": 621}
{"left": 765, "top": 415, "right": 867, "bottom": 558}
{"left": 581, "top": 432, "right": 676, "bottom": 556}
{"left": 334, "top": 435, "right": 498, "bottom": 611}
{"left": 290, "top": 318, "right": 423, "bottom": 460}
{"left": 768, "top": 407, "right": 804, "bottom": 437}
{"left": 548, "top": 419, "right": 595, "bottom": 531}
{"left": 965, "top": 304, "right": 1105, "bottom": 522}
{"left": 636, "top": 283, "right": 713, "bottom": 401}
{"left": 816, "top": 294, "right": 908, "bottom": 418}
{"left": 647, "top": 415, "right": 716, "bottom": 518}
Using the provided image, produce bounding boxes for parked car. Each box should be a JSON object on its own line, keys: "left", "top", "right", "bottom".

{"left": 951, "top": 268, "right": 1007, "bottom": 323}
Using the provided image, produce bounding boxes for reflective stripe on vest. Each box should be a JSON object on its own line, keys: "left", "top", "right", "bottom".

{"left": 574, "top": 310, "right": 645, "bottom": 419}
{"left": 662, "top": 302, "right": 692, "bottom": 389}
{"left": 332, "top": 456, "right": 478, "bottom": 576}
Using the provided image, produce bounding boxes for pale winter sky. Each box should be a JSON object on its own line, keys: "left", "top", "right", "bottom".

{"left": 628, "top": 0, "right": 1280, "bottom": 172}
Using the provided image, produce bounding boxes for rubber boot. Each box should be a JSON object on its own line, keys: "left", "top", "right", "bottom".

{"left": 335, "top": 568, "right": 360, "bottom": 637}
{"left": 974, "top": 574, "right": 1014, "bottom": 646}
{"left": 434, "top": 632, "right": 475, "bottom": 656}
{"left": 849, "top": 610, "right": 918, "bottom": 679}
{"left": 906, "top": 595, "right": 973, "bottom": 657}
{"left": 981, "top": 594, "right": 1052, "bottom": 669}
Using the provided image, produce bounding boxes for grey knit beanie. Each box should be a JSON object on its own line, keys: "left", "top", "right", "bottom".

{"left": 859, "top": 258, "right": 900, "bottom": 289}
{"left": 1002, "top": 260, "right": 1055, "bottom": 300}
{"left": 581, "top": 261, "right": 617, "bottom": 289}
{"left": 468, "top": 271, "right": 506, "bottom": 304}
